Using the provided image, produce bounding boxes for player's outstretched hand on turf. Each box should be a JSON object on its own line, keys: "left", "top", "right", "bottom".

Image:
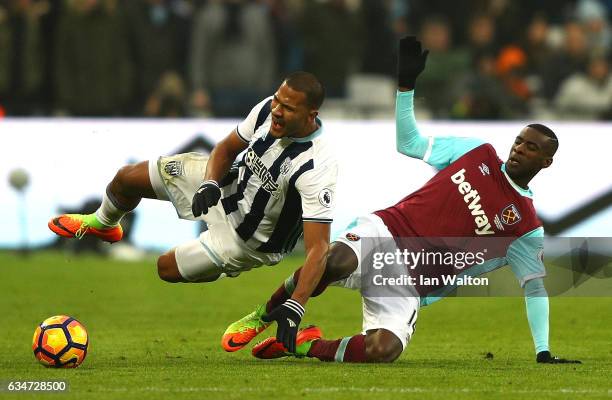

{"left": 261, "top": 299, "right": 304, "bottom": 354}
{"left": 536, "top": 351, "right": 582, "bottom": 364}
{"left": 397, "top": 36, "right": 429, "bottom": 90}
{"left": 192, "top": 180, "right": 221, "bottom": 217}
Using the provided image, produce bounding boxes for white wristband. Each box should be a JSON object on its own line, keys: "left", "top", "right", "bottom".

{"left": 202, "top": 180, "right": 219, "bottom": 187}
{"left": 284, "top": 299, "right": 305, "bottom": 318}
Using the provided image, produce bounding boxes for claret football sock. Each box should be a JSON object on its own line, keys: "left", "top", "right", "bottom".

{"left": 308, "top": 334, "right": 367, "bottom": 362}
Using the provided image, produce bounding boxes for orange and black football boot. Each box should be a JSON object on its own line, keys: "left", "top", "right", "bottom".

{"left": 251, "top": 326, "right": 322, "bottom": 359}
{"left": 48, "top": 214, "right": 123, "bottom": 243}
{"left": 221, "top": 304, "right": 271, "bottom": 352}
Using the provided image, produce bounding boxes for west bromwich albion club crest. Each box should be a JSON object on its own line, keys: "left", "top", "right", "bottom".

{"left": 500, "top": 204, "right": 521, "bottom": 225}
{"left": 280, "top": 157, "right": 292, "bottom": 176}
{"left": 164, "top": 161, "right": 184, "bottom": 176}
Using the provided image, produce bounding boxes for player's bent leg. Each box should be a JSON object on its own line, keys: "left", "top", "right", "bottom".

{"left": 109, "top": 161, "right": 159, "bottom": 209}
{"left": 226, "top": 240, "right": 360, "bottom": 350}
{"left": 321, "top": 241, "right": 359, "bottom": 284}
{"left": 252, "top": 328, "right": 403, "bottom": 363}
{"left": 168, "top": 238, "right": 225, "bottom": 283}
{"left": 222, "top": 239, "right": 361, "bottom": 353}
{"left": 280, "top": 328, "right": 402, "bottom": 363}
{"left": 220, "top": 245, "right": 351, "bottom": 352}
{"left": 357, "top": 293, "right": 418, "bottom": 362}
{"left": 48, "top": 161, "right": 159, "bottom": 243}
{"left": 267, "top": 240, "right": 358, "bottom": 307}
{"left": 157, "top": 250, "right": 188, "bottom": 283}
{"left": 365, "top": 329, "right": 404, "bottom": 363}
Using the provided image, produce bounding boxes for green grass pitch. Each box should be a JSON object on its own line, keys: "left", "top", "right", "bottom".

{"left": 1, "top": 250, "right": 610, "bottom": 399}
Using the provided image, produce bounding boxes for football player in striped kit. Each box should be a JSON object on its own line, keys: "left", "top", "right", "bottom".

{"left": 48, "top": 72, "right": 338, "bottom": 345}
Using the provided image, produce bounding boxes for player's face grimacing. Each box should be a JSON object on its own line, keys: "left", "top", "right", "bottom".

{"left": 269, "top": 82, "right": 317, "bottom": 139}
{"left": 505, "top": 126, "right": 554, "bottom": 186}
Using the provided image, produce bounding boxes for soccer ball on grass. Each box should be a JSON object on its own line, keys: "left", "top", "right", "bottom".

{"left": 32, "top": 315, "right": 88, "bottom": 368}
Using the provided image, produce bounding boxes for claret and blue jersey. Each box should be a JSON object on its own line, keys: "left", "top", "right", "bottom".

{"left": 375, "top": 90, "right": 550, "bottom": 353}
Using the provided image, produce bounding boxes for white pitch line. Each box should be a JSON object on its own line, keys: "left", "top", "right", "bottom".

{"left": 304, "top": 387, "right": 612, "bottom": 395}
{"left": 93, "top": 386, "right": 612, "bottom": 395}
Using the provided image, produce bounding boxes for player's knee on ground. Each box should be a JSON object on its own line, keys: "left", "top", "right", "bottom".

{"left": 323, "top": 242, "right": 359, "bottom": 283}
{"left": 365, "top": 329, "right": 404, "bottom": 363}
{"left": 157, "top": 252, "right": 186, "bottom": 283}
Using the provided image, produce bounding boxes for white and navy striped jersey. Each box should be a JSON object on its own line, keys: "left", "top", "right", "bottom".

{"left": 219, "top": 96, "right": 338, "bottom": 254}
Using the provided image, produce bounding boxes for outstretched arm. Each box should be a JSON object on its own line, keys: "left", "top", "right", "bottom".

{"left": 395, "top": 91, "right": 430, "bottom": 159}
{"left": 524, "top": 278, "right": 581, "bottom": 364}
{"left": 394, "top": 36, "right": 484, "bottom": 167}
{"left": 395, "top": 36, "right": 430, "bottom": 159}
{"left": 262, "top": 222, "right": 330, "bottom": 354}
{"left": 261, "top": 161, "right": 337, "bottom": 354}
{"left": 508, "top": 231, "right": 581, "bottom": 364}
{"left": 290, "top": 222, "right": 330, "bottom": 306}
{"left": 524, "top": 278, "right": 550, "bottom": 354}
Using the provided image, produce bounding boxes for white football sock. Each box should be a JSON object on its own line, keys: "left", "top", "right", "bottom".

{"left": 95, "top": 191, "right": 127, "bottom": 227}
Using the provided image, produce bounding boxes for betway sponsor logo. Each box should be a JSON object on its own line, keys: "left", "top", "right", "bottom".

{"left": 450, "top": 168, "right": 495, "bottom": 235}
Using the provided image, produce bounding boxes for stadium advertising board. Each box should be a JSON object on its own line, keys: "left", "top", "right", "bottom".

{"left": 1, "top": 119, "right": 610, "bottom": 249}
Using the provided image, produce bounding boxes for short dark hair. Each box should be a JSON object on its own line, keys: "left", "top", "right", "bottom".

{"left": 527, "top": 123, "right": 559, "bottom": 155}
{"left": 284, "top": 71, "right": 325, "bottom": 110}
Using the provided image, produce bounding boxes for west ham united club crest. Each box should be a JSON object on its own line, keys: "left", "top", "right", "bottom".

{"left": 500, "top": 204, "right": 521, "bottom": 225}
{"left": 345, "top": 232, "right": 360, "bottom": 241}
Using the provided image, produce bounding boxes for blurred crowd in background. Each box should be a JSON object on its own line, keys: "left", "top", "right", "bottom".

{"left": 0, "top": 0, "right": 611, "bottom": 120}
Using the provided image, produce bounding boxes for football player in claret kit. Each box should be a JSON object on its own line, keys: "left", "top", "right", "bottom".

{"left": 222, "top": 37, "right": 581, "bottom": 364}
{"left": 48, "top": 72, "right": 338, "bottom": 334}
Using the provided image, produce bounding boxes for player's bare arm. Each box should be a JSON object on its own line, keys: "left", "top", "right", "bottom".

{"left": 192, "top": 130, "right": 248, "bottom": 217}
{"left": 261, "top": 222, "right": 330, "bottom": 353}
{"left": 290, "top": 222, "right": 331, "bottom": 306}
{"left": 204, "top": 129, "right": 248, "bottom": 182}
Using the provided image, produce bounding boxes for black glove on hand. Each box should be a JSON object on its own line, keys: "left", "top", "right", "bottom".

{"left": 397, "top": 36, "right": 429, "bottom": 90}
{"left": 536, "top": 351, "right": 582, "bottom": 364}
{"left": 191, "top": 180, "right": 221, "bottom": 217}
{"left": 261, "top": 299, "right": 304, "bottom": 353}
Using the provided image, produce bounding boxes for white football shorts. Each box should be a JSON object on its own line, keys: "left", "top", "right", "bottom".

{"left": 334, "top": 214, "right": 420, "bottom": 349}
{"left": 148, "top": 152, "right": 281, "bottom": 281}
